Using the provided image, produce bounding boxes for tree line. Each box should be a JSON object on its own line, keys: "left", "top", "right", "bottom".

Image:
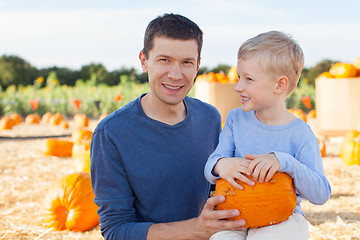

{"left": 0, "top": 54, "right": 336, "bottom": 89}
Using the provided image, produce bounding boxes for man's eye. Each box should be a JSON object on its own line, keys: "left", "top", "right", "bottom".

{"left": 184, "top": 61, "right": 194, "bottom": 65}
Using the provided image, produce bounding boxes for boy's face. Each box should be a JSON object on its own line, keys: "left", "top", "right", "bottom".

{"left": 234, "top": 57, "right": 279, "bottom": 114}
{"left": 139, "top": 36, "right": 200, "bottom": 106}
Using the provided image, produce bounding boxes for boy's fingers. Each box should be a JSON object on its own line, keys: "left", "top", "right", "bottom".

{"left": 227, "top": 178, "right": 243, "bottom": 190}
{"left": 244, "top": 154, "right": 255, "bottom": 160}
{"left": 265, "top": 167, "right": 277, "bottom": 182}
{"left": 235, "top": 174, "right": 255, "bottom": 186}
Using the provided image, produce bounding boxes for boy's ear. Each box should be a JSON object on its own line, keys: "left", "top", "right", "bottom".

{"left": 274, "top": 76, "right": 289, "bottom": 94}
{"left": 139, "top": 51, "right": 148, "bottom": 73}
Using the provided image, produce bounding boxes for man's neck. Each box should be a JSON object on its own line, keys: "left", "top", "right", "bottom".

{"left": 141, "top": 93, "right": 187, "bottom": 125}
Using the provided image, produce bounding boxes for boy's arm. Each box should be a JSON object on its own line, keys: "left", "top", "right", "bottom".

{"left": 274, "top": 138, "right": 331, "bottom": 205}
{"left": 204, "top": 115, "right": 236, "bottom": 184}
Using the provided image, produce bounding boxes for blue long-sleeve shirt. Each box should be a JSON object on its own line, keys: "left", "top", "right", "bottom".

{"left": 204, "top": 109, "right": 331, "bottom": 215}
{"left": 90, "top": 94, "right": 221, "bottom": 240}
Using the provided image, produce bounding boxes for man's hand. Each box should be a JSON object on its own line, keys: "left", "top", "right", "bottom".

{"left": 192, "top": 195, "right": 247, "bottom": 239}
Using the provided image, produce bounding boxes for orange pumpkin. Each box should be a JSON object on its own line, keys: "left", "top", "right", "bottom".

{"left": 353, "top": 57, "right": 360, "bottom": 77}
{"left": 71, "top": 128, "right": 93, "bottom": 143}
{"left": 44, "top": 138, "right": 74, "bottom": 157}
{"left": 49, "top": 113, "right": 65, "bottom": 125}
{"left": 0, "top": 116, "right": 15, "bottom": 130}
{"left": 73, "top": 113, "right": 89, "bottom": 128}
{"left": 207, "top": 72, "right": 217, "bottom": 82}
{"left": 42, "top": 112, "right": 53, "bottom": 124}
{"left": 9, "top": 113, "right": 23, "bottom": 125}
{"left": 25, "top": 113, "right": 41, "bottom": 124}
{"left": 306, "top": 109, "right": 316, "bottom": 121}
{"left": 214, "top": 172, "right": 297, "bottom": 229}
{"left": 318, "top": 138, "right": 326, "bottom": 158}
{"left": 227, "top": 66, "right": 238, "bottom": 83}
{"left": 72, "top": 139, "right": 91, "bottom": 158}
{"left": 59, "top": 120, "right": 69, "bottom": 129}
{"left": 72, "top": 150, "right": 91, "bottom": 173}
{"left": 194, "top": 74, "right": 208, "bottom": 82}
{"left": 353, "top": 56, "right": 360, "bottom": 69}
{"left": 339, "top": 130, "right": 360, "bottom": 166}
{"left": 43, "top": 172, "right": 99, "bottom": 231}
{"left": 329, "top": 62, "right": 357, "bottom": 78}
{"left": 317, "top": 71, "right": 333, "bottom": 79}
{"left": 288, "top": 109, "right": 307, "bottom": 122}
{"left": 215, "top": 72, "right": 229, "bottom": 83}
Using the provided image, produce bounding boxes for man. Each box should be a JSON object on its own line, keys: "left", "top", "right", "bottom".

{"left": 90, "top": 13, "right": 246, "bottom": 240}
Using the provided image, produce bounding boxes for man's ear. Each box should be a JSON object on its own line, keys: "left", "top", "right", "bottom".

{"left": 274, "top": 76, "right": 289, "bottom": 94}
{"left": 196, "top": 57, "right": 201, "bottom": 72}
{"left": 139, "top": 51, "right": 148, "bottom": 73}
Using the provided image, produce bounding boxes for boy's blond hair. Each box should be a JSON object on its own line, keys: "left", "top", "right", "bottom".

{"left": 237, "top": 30, "right": 304, "bottom": 95}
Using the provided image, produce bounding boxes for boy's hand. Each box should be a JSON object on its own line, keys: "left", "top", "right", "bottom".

{"left": 245, "top": 153, "right": 280, "bottom": 183}
{"left": 214, "top": 157, "right": 255, "bottom": 190}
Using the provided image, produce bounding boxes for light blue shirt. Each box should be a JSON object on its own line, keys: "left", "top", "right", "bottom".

{"left": 204, "top": 108, "right": 331, "bottom": 215}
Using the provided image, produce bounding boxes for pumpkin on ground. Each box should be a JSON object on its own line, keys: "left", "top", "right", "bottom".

{"left": 49, "top": 113, "right": 65, "bottom": 126}
{"left": 25, "top": 113, "right": 41, "bottom": 124}
{"left": 318, "top": 138, "right": 326, "bottom": 158}
{"left": 9, "top": 113, "right": 23, "bottom": 125}
{"left": 43, "top": 172, "right": 99, "bottom": 231}
{"left": 71, "top": 128, "right": 93, "bottom": 143}
{"left": 72, "top": 139, "right": 91, "bottom": 158}
{"left": 73, "top": 113, "right": 89, "bottom": 128}
{"left": 214, "top": 172, "right": 297, "bottom": 229}
{"left": 44, "top": 138, "right": 74, "bottom": 157}
{"left": 59, "top": 120, "right": 69, "bottom": 129}
{"left": 0, "top": 116, "right": 15, "bottom": 130}
{"left": 72, "top": 150, "right": 91, "bottom": 173}
{"left": 339, "top": 130, "right": 360, "bottom": 166}
{"left": 42, "top": 112, "right": 53, "bottom": 124}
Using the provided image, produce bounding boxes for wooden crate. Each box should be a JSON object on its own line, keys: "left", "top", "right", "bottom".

{"left": 194, "top": 81, "right": 241, "bottom": 122}
{"left": 315, "top": 77, "right": 360, "bottom": 137}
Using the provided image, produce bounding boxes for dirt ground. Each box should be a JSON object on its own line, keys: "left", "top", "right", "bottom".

{"left": 1, "top": 120, "right": 360, "bottom": 239}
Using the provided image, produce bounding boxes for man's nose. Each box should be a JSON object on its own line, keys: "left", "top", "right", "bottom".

{"left": 168, "top": 63, "right": 183, "bottom": 80}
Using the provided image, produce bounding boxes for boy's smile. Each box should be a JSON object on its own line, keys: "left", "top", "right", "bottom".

{"left": 235, "top": 57, "right": 280, "bottom": 118}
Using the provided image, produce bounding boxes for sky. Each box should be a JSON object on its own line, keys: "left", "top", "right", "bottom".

{"left": 1, "top": 0, "right": 360, "bottom": 72}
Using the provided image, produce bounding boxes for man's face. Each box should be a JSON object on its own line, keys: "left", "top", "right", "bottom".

{"left": 139, "top": 36, "right": 200, "bottom": 106}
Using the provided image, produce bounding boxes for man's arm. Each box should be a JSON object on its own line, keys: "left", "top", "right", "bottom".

{"left": 147, "top": 195, "right": 246, "bottom": 240}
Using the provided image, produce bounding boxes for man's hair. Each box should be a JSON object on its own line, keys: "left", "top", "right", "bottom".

{"left": 237, "top": 31, "right": 304, "bottom": 95}
{"left": 142, "top": 13, "right": 203, "bottom": 60}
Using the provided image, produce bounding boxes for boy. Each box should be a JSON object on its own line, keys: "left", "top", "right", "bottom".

{"left": 204, "top": 31, "right": 331, "bottom": 239}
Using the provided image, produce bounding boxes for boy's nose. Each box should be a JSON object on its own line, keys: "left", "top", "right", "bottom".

{"left": 234, "top": 80, "right": 244, "bottom": 92}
